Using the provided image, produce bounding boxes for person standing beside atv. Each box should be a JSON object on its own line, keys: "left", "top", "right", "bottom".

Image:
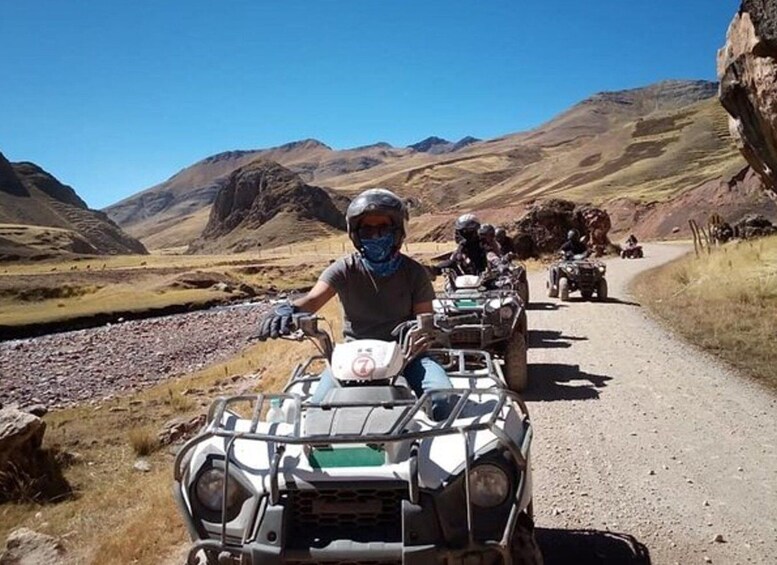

{"left": 258, "top": 188, "right": 452, "bottom": 419}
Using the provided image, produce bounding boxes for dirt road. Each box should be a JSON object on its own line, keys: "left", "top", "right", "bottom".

{"left": 527, "top": 243, "right": 777, "bottom": 564}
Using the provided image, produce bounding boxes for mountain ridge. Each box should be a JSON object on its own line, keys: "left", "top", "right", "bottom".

{"left": 105, "top": 78, "right": 755, "bottom": 250}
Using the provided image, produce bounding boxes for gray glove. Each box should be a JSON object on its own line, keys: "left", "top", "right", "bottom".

{"left": 258, "top": 302, "right": 298, "bottom": 340}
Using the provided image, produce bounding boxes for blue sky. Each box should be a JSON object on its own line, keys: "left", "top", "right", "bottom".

{"left": 0, "top": 0, "right": 738, "bottom": 209}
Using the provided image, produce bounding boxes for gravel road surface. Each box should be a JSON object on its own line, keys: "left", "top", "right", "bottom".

{"left": 528, "top": 243, "right": 776, "bottom": 564}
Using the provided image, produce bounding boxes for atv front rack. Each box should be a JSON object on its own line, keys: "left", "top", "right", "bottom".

{"left": 174, "top": 385, "right": 533, "bottom": 565}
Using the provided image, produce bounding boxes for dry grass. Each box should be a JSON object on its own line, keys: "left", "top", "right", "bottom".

{"left": 633, "top": 236, "right": 777, "bottom": 387}
{"left": 127, "top": 427, "right": 160, "bottom": 457}
{"left": 0, "top": 301, "right": 342, "bottom": 564}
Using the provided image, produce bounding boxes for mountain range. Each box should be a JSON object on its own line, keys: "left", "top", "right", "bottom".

{"left": 2, "top": 79, "right": 774, "bottom": 258}
{"left": 104, "top": 79, "right": 773, "bottom": 251}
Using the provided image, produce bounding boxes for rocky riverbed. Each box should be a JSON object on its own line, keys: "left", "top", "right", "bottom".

{"left": 0, "top": 302, "right": 270, "bottom": 410}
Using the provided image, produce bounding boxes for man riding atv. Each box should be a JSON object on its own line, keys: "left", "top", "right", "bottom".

{"left": 549, "top": 229, "right": 588, "bottom": 292}
{"left": 259, "top": 188, "right": 452, "bottom": 420}
{"left": 434, "top": 213, "right": 491, "bottom": 275}
{"left": 478, "top": 223, "right": 502, "bottom": 258}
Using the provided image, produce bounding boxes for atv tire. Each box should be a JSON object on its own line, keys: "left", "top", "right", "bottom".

{"left": 511, "top": 512, "right": 544, "bottom": 565}
{"left": 519, "top": 280, "right": 530, "bottom": 305}
{"left": 597, "top": 278, "right": 608, "bottom": 301}
{"left": 547, "top": 279, "right": 558, "bottom": 298}
{"left": 558, "top": 277, "right": 570, "bottom": 301}
{"left": 504, "top": 326, "right": 528, "bottom": 392}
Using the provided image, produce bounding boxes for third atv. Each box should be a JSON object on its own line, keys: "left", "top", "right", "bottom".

{"left": 547, "top": 254, "right": 608, "bottom": 302}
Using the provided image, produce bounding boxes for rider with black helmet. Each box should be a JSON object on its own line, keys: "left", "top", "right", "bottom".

{"left": 549, "top": 228, "right": 589, "bottom": 292}
{"left": 560, "top": 228, "right": 588, "bottom": 259}
{"left": 258, "top": 188, "right": 452, "bottom": 419}
{"left": 478, "top": 223, "right": 502, "bottom": 259}
{"left": 439, "top": 213, "right": 489, "bottom": 275}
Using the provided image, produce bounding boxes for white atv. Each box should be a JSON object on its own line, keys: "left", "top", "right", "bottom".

{"left": 434, "top": 271, "right": 528, "bottom": 392}
{"left": 174, "top": 315, "right": 541, "bottom": 565}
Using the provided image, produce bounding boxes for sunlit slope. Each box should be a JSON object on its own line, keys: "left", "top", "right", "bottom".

{"left": 107, "top": 79, "right": 748, "bottom": 249}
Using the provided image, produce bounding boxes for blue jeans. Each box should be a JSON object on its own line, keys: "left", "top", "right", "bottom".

{"left": 309, "top": 355, "right": 453, "bottom": 420}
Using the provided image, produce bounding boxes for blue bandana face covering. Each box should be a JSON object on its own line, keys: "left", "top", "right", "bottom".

{"left": 360, "top": 233, "right": 403, "bottom": 277}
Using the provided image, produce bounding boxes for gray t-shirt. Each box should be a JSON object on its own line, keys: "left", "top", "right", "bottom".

{"left": 319, "top": 253, "right": 435, "bottom": 341}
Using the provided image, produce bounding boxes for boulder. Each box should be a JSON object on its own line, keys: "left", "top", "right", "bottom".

{"left": 0, "top": 528, "right": 66, "bottom": 565}
{"left": 507, "top": 199, "right": 613, "bottom": 258}
{"left": 0, "top": 408, "right": 70, "bottom": 502}
{"left": 575, "top": 205, "right": 612, "bottom": 248}
{"left": 733, "top": 213, "right": 777, "bottom": 238}
{"left": 0, "top": 408, "right": 46, "bottom": 475}
{"left": 717, "top": 0, "right": 777, "bottom": 195}
{"left": 158, "top": 413, "right": 206, "bottom": 446}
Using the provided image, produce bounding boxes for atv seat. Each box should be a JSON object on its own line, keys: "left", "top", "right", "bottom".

{"left": 305, "top": 385, "right": 417, "bottom": 436}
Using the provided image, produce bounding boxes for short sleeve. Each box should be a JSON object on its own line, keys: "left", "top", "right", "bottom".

{"left": 319, "top": 257, "right": 348, "bottom": 292}
{"left": 411, "top": 260, "right": 435, "bottom": 304}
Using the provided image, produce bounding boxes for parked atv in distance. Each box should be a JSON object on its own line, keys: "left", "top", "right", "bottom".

{"left": 547, "top": 253, "right": 608, "bottom": 302}
{"left": 174, "top": 314, "right": 542, "bottom": 565}
{"left": 620, "top": 243, "right": 644, "bottom": 259}
{"left": 435, "top": 268, "right": 528, "bottom": 392}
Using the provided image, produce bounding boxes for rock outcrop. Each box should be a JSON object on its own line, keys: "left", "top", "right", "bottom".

{"left": 506, "top": 199, "right": 613, "bottom": 258}
{"left": 0, "top": 528, "right": 66, "bottom": 565}
{"left": 733, "top": 213, "right": 777, "bottom": 238}
{"left": 717, "top": 0, "right": 777, "bottom": 195}
{"left": 0, "top": 153, "right": 147, "bottom": 258}
{"left": 189, "top": 159, "right": 346, "bottom": 253}
{"left": 0, "top": 407, "right": 70, "bottom": 503}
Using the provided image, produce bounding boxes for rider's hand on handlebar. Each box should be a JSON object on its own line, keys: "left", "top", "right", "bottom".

{"left": 258, "top": 302, "right": 298, "bottom": 340}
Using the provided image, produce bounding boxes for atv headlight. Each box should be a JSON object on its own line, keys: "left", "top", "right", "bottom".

{"left": 486, "top": 298, "right": 502, "bottom": 312}
{"left": 195, "top": 468, "right": 241, "bottom": 512}
{"left": 499, "top": 305, "right": 514, "bottom": 320}
{"left": 598, "top": 265, "right": 606, "bottom": 273}
{"left": 470, "top": 464, "right": 510, "bottom": 507}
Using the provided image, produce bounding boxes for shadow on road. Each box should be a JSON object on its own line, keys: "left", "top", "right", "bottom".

{"left": 529, "top": 329, "right": 588, "bottom": 349}
{"left": 560, "top": 296, "right": 641, "bottom": 307}
{"left": 527, "top": 301, "right": 568, "bottom": 311}
{"left": 525, "top": 363, "right": 612, "bottom": 401}
{"left": 536, "top": 528, "right": 651, "bottom": 565}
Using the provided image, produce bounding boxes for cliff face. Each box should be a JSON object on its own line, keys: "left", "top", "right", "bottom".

{"left": 718, "top": 0, "right": 777, "bottom": 196}
{"left": 189, "top": 159, "right": 346, "bottom": 253}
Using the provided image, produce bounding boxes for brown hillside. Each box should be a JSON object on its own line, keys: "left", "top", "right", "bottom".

{"left": 0, "top": 153, "right": 147, "bottom": 260}
{"left": 188, "top": 159, "right": 346, "bottom": 254}
{"left": 107, "top": 79, "right": 775, "bottom": 249}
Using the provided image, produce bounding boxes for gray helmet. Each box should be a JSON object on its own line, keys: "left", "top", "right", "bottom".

{"left": 346, "top": 188, "right": 409, "bottom": 249}
{"left": 567, "top": 229, "right": 579, "bottom": 241}
{"left": 454, "top": 213, "right": 481, "bottom": 242}
{"left": 478, "top": 223, "right": 495, "bottom": 239}
{"left": 495, "top": 227, "right": 507, "bottom": 239}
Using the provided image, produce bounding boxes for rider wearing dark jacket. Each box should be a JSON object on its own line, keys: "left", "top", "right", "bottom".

{"left": 560, "top": 229, "right": 588, "bottom": 259}
{"left": 435, "top": 214, "right": 489, "bottom": 275}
